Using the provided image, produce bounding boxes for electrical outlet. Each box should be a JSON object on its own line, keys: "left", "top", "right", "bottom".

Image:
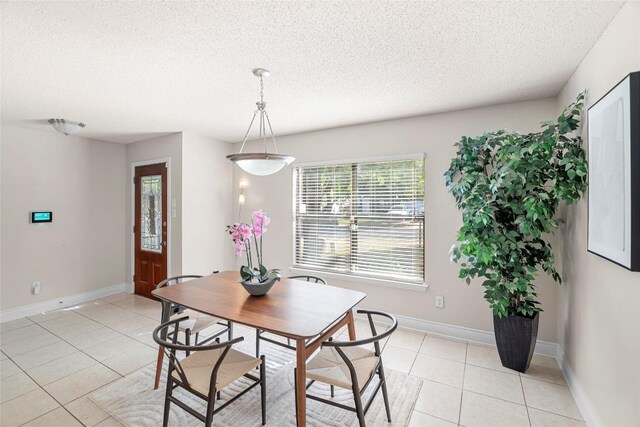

{"left": 435, "top": 295, "right": 444, "bottom": 308}
{"left": 32, "top": 281, "right": 41, "bottom": 295}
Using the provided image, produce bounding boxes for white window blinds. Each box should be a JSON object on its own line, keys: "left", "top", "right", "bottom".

{"left": 293, "top": 156, "right": 425, "bottom": 284}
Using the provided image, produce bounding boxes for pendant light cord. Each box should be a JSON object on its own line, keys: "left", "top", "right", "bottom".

{"left": 237, "top": 72, "right": 279, "bottom": 155}
{"left": 259, "top": 75, "right": 264, "bottom": 104}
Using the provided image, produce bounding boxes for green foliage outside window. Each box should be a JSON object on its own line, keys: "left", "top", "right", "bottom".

{"left": 445, "top": 93, "right": 588, "bottom": 318}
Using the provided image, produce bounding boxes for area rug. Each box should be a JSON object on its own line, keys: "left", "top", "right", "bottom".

{"left": 89, "top": 340, "right": 421, "bottom": 426}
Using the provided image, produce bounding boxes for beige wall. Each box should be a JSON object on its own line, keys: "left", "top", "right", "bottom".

{"left": 126, "top": 133, "right": 182, "bottom": 280}
{"left": 182, "top": 132, "right": 234, "bottom": 275}
{"left": 556, "top": 2, "right": 640, "bottom": 426}
{"left": 0, "top": 126, "right": 126, "bottom": 309}
{"left": 231, "top": 97, "right": 561, "bottom": 342}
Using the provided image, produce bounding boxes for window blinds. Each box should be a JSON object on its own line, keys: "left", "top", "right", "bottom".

{"left": 293, "top": 157, "right": 425, "bottom": 284}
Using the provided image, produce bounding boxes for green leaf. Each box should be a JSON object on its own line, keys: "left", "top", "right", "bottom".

{"left": 240, "top": 265, "right": 254, "bottom": 281}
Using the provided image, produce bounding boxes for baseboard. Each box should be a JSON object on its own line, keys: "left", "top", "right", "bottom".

{"left": 387, "top": 313, "right": 560, "bottom": 358}
{"left": 556, "top": 348, "right": 603, "bottom": 427}
{"left": 0, "top": 283, "right": 129, "bottom": 323}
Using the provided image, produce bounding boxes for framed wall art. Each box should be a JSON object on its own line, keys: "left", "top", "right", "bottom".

{"left": 587, "top": 71, "right": 640, "bottom": 271}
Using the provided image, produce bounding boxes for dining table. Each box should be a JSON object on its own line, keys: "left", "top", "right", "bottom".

{"left": 151, "top": 270, "right": 366, "bottom": 427}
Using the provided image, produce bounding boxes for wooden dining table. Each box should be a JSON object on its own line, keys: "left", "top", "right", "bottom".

{"left": 151, "top": 271, "right": 366, "bottom": 426}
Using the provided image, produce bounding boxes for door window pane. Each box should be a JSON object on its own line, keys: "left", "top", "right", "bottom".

{"left": 141, "top": 175, "right": 162, "bottom": 253}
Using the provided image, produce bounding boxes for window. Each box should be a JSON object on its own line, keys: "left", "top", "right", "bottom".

{"left": 293, "top": 156, "right": 425, "bottom": 284}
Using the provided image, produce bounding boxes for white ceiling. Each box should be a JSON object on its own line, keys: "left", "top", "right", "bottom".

{"left": 1, "top": 1, "right": 623, "bottom": 144}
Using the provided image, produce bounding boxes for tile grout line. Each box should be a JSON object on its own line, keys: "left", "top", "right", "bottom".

{"left": 457, "top": 342, "right": 468, "bottom": 427}
{"left": 412, "top": 339, "right": 473, "bottom": 367}
{"left": 0, "top": 297, "right": 151, "bottom": 410}
{"left": 69, "top": 301, "right": 159, "bottom": 350}
{"left": 2, "top": 351, "right": 85, "bottom": 426}
{"left": 6, "top": 297, "right": 158, "bottom": 425}
{"left": 16, "top": 399, "right": 85, "bottom": 427}
{"left": 26, "top": 296, "right": 206, "bottom": 393}
{"left": 526, "top": 406, "right": 586, "bottom": 423}
{"left": 518, "top": 373, "right": 585, "bottom": 423}
{"left": 411, "top": 407, "right": 459, "bottom": 425}
{"left": 3, "top": 300, "right": 150, "bottom": 410}
{"left": 31, "top": 307, "right": 128, "bottom": 380}
{"left": 519, "top": 373, "right": 574, "bottom": 387}
{"left": 58, "top": 324, "right": 159, "bottom": 379}
{"left": 1, "top": 339, "right": 123, "bottom": 423}
{"left": 405, "top": 331, "right": 427, "bottom": 375}
{"left": 404, "top": 338, "right": 554, "bottom": 409}
{"left": 0, "top": 321, "right": 54, "bottom": 358}
{"left": 519, "top": 373, "right": 533, "bottom": 427}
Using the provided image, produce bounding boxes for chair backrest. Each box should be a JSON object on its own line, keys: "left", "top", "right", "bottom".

{"left": 156, "top": 275, "right": 204, "bottom": 317}
{"left": 153, "top": 317, "right": 244, "bottom": 392}
{"left": 288, "top": 275, "right": 327, "bottom": 285}
{"left": 323, "top": 310, "right": 398, "bottom": 391}
{"left": 324, "top": 310, "right": 398, "bottom": 357}
{"left": 156, "top": 275, "right": 203, "bottom": 289}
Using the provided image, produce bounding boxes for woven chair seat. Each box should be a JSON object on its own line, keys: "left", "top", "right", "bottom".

{"left": 170, "top": 309, "right": 224, "bottom": 335}
{"left": 171, "top": 348, "right": 261, "bottom": 395}
{"left": 306, "top": 346, "right": 379, "bottom": 390}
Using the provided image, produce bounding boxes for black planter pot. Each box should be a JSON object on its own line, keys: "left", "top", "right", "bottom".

{"left": 493, "top": 312, "right": 539, "bottom": 373}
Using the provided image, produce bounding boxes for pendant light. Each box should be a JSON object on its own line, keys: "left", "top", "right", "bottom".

{"left": 227, "top": 68, "right": 295, "bottom": 176}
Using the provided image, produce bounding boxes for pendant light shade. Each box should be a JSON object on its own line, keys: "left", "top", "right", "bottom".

{"left": 227, "top": 68, "right": 295, "bottom": 176}
{"left": 227, "top": 153, "right": 295, "bottom": 176}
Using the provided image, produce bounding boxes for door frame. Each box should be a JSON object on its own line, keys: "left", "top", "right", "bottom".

{"left": 130, "top": 158, "right": 172, "bottom": 292}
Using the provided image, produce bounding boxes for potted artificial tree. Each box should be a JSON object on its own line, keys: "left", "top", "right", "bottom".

{"left": 444, "top": 93, "right": 587, "bottom": 372}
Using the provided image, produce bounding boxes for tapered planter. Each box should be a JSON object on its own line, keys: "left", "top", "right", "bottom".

{"left": 240, "top": 278, "right": 277, "bottom": 296}
{"left": 493, "top": 312, "right": 539, "bottom": 373}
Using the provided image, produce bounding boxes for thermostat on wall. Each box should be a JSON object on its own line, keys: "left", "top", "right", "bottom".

{"left": 31, "top": 211, "right": 52, "bottom": 223}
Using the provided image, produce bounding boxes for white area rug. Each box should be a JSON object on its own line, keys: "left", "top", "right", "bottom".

{"left": 90, "top": 340, "right": 421, "bottom": 427}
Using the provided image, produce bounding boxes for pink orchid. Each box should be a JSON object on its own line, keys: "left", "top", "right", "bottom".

{"left": 234, "top": 240, "right": 245, "bottom": 256}
{"left": 228, "top": 222, "right": 252, "bottom": 244}
{"left": 239, "top": 223, "right": 252, "bottom": 241}
{"left": 227, "top": 210, "right": 275, "bottom": 283}
{"left": 252, "top": 210, "right": 271, "bottom": 238}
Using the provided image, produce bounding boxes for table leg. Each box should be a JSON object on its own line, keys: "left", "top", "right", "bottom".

{"left": 295, "top": 338, "right": 307, "bottom": 427}
{"left": 153, "top": 347, "right": 164, "bottom": 389}
{"left": 153, "top": 300, "right": 172, "bottom": 389}
{"left": 346, "top": 309, "right": 357, "bottom": 341}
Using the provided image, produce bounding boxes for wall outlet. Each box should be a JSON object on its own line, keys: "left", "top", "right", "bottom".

{"left": 32, "top": 281, "right": 41, "bottom": 295}
{"left": 435, "top": 295, "right": 444, "bottom": 308}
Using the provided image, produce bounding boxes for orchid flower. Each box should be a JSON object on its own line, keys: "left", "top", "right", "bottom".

{"left": 226, "top": 210, "right": 280, "bottom": 283}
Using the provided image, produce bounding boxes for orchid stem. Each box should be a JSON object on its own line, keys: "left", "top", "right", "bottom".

{"left": 260, "top": 222, "right": 263, "bottom": 267}
{"left": 246, "top": 240, "right": 253, "bottom": 271}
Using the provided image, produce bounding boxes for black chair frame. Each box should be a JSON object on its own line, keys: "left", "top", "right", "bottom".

{"left": 295, "top": 310, "right": 398, "bottom": 427}
{"left": 153, "top": 317, "right": 266, "bottom": 427}
{"left": 157, "top": 274, "right": 232, "bottom": 348}
{"left": 255, "top": 275, "right": 327, "bottom": 357}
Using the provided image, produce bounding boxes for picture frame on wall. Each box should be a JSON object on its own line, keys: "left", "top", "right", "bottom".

{"left": 587, "top": 71, "right": 640, "bottom": 271}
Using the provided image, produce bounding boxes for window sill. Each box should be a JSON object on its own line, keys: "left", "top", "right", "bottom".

{"left": 288, "top": 267, "right": 429, "bottom": 292}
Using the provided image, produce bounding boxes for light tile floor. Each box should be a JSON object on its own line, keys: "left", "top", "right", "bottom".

{"left": 0, "top": 293, "right": 584, "bottom": 426}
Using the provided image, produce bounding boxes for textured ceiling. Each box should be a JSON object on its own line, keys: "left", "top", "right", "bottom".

{"left": 0, "top": 1, "right": 623, "bottom": 144}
